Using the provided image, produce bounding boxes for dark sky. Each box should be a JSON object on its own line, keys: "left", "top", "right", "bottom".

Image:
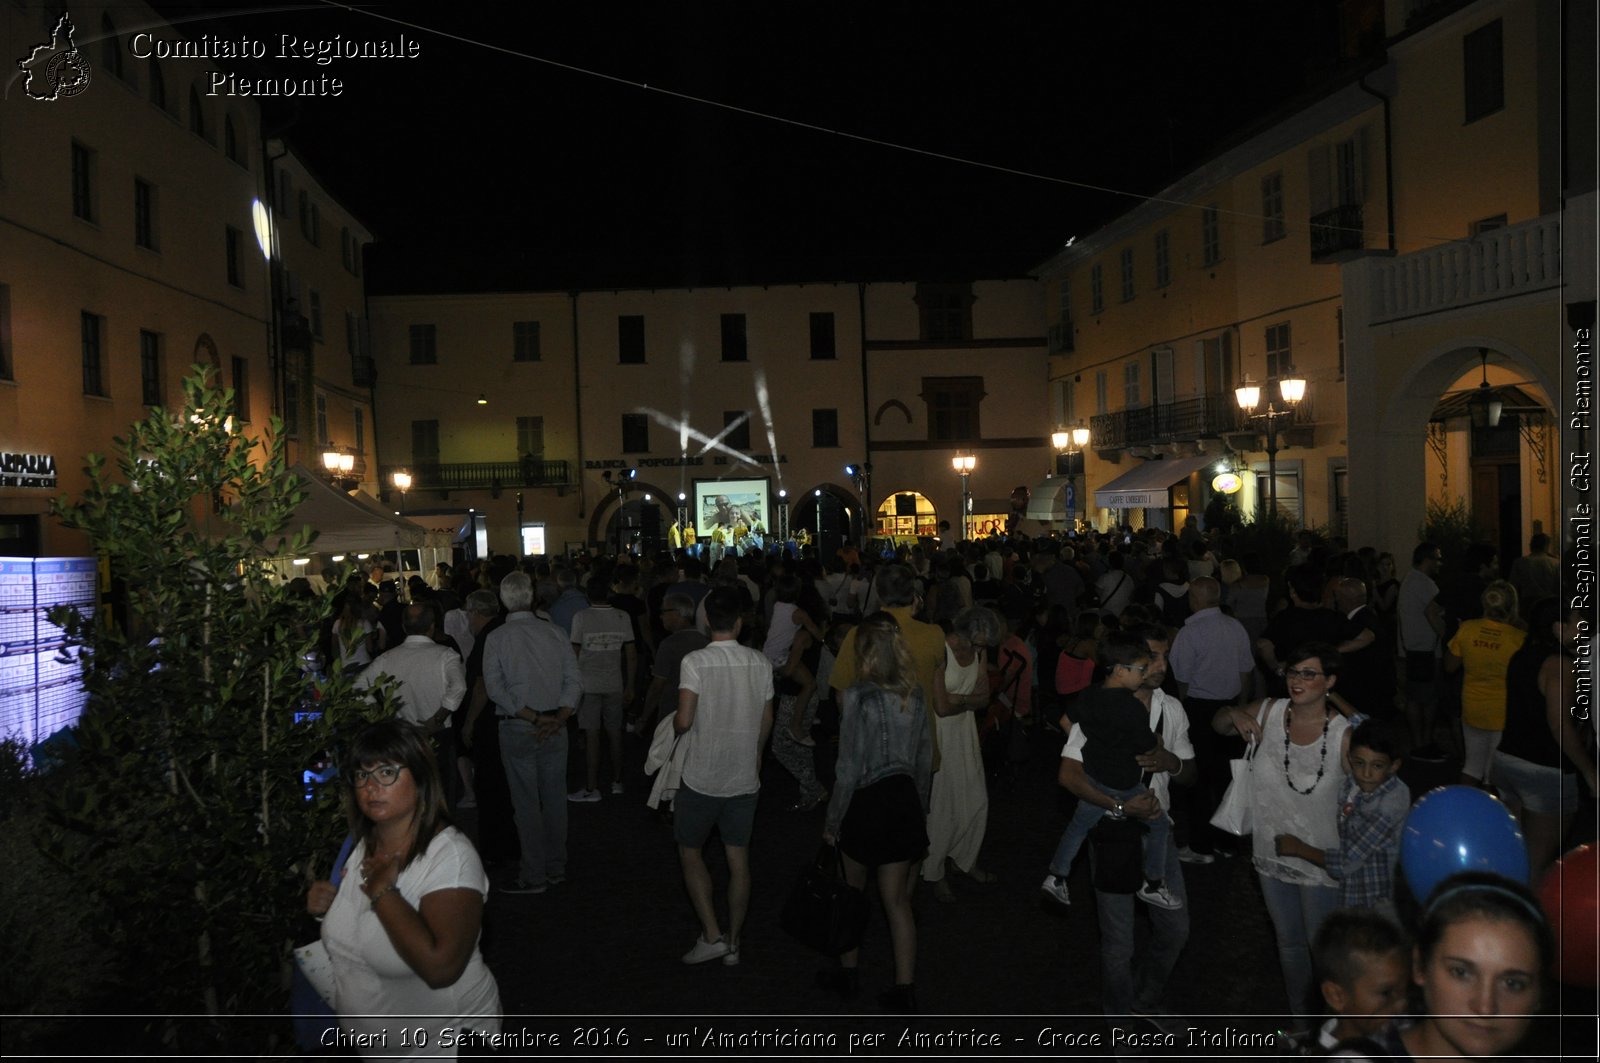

{"left": 165, "top": 1, "right": 1353, "bottom": 292}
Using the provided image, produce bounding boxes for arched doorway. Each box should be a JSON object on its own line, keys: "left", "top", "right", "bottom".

{"left": 789, "top": 484, "right": 859, "bottom": 555}
{"left": 874, "top": 490, "right": 939, "bottom": 542}
{"left": 588, "top": 482, "right": 676, "bottom": 556}
{"left": 1347, "top": 340, "right": 1557, "bottom": 561}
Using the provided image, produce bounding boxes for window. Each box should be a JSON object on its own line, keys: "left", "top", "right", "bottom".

{"left": 353, "top": 407, "right": 365, "bottom": 454}
{"left": 1119, "top": 248, "right": 1135, "bottom": 302}
{"left": 1336, "top": 139, "right": 1362, "bottom": 206}
{"left": 0, "top": 284, "right": 12, "bottom": 381}
{"left": 1463, "top": 18, "right": 1504, "bottom": 123}
{"left": 1123, "top": 361, "right": 1141, "bottom": 408}
{"left": 298, "top": 194, "right": 320, "bottom": 246}
{"left": 284, "top": 374, "right": 299, "bottom": 436}
{"left": 512, "top": 321, "right": 541, "bottom": 362}
{"left": 412, "top": 419, "right": 440, "bottom": 464}
{"left": 346, "top": 311, "right": 359, "bottom": 356}
{"left": 720, "top": 313, "right": 747, "bottom": 361}
{"left": 517, "top": 415, "right": 544, "bottom": 458}
{"left": 139, "top": 330, "right": 162, "bottom": 406}
{"left": 921, "top": 376, "right": 983, "bottom": 442}
{"left": 225, "top": 226, "right": 243, "bottom": 287}
{"left": 223, "top": 116, "right": 242, "bottom": 164}
{"left": 408, "top": 324, "right": 437, "bottom": 365}
{"left": 1265, "top": 322, "right": 1293, "bottom": 379}
{"left": 1261, "top": 172, "right": 1285, "bottom": 242}
{"left": 1090, "top": 263, "right": 1104, "bottom": 314}
{"left": 133, "top": 178, "right": 156, "bottom": 250}
{"left": 916, "top": 282, "right": 972, "bottom": 342}
{"left": 70, "top": 141, "right": 96, "bottom": 222}
{"left": 81, "top": 312, "right": 105, "bottom": 396}
{"left": 722, "top": 411, "right": 751, "bottom": 453}
{"left": 276, "top": 169, "right": 292, "bottom": 219}
{"left": 621, "top": 413, "right": 649, "bottom": 453}
{"left": 309, "top": 290, "right": 323, "bottom": 339}
{"left": 341, "top": 228, "right": 355, "bottom": 272}
{"left": 1471, "top": 214, "right": 1508, "bottom": 235}
{"left": 101, "top": 15, "right": 125, "bottom": 81}
{"left": 188, "top": 84, "right": 206, "bottom": 139}
{"left": 1154, "top": 230, "right": 1171, "bottom": 288}
{"left": 1201, "top": 205, "right": 1221, "bottom": 265}
{"left": 809, "top": 312, "right": 836, "bottom": 359}
{"left": 1095, "top": 370, "right": 1108, "bottom": 415}
{"left": 231, "top": 356, "right": 250, "bottom": 422}
{"left": 812, "top": 408, "right": 839, "bottom": 448}
{"left": 149, "top": 60, "right": 168, "bottom": 112}
{"left": 618, "top": 315, "right": 645, "bottom": 363}
{"left": 315, "top": 392, "right": 328, "bottom": 444}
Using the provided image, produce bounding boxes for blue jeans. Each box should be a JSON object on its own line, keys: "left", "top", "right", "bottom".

{"left": 1257, "top": 872, "right": 1340, "bottom": 1017}
{"left": 498, "top": 719, "right": 569, "bottom": 885}
{"left": 1092, "top": 833, "right": 1188, "bottom": 1017}
{"left": 1048, "top": 780, "right": 1169, "bottom": 883}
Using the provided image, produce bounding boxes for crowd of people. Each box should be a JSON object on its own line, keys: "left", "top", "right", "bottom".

{"left": 298, "top": 521, "right": 1591, "bottom": 1057}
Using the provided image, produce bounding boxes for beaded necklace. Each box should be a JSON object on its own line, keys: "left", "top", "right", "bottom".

{"left": 1282, "top": 701, "right": 1331, "bottom": 795}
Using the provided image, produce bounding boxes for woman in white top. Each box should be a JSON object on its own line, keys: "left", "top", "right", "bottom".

{"left": 307, "top": 721, "right": 500, "bottom": 1058}
{"left": 923, "top": 606, "right": 1001, "bottom": 902}
{"left": 333, "top": 586, "right": 382, "bottom": 676}
{"left": 1214, "top": 642, "right": 1354, "bottom": 1018}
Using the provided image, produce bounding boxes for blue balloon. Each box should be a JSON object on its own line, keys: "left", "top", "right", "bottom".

{"left": 1402, "top": 785, "right": 1530, "bottom": 903}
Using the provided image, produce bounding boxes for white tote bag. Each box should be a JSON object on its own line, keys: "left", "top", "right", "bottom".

{"left": 1210, "top": 736, "right": 1258, "bottom": 836}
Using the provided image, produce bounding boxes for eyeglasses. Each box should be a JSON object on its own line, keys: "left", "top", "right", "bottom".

{"left": 1282, "top": 667, "right": 1327, "bottom": 680}
{"left": 1118, "top": 662, "right": 1148, "bottom": 675}
{"left": 352, "top": 764, "right": 405, "bottom": 787}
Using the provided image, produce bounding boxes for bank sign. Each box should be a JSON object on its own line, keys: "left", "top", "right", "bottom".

{"left": 0, "top": 452, "right": 58, "bottom": 488}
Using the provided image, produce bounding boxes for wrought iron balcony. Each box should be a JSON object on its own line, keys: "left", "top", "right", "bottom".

{"left": 1309, "top": 202, "right": 1365, "bottom": 261}
{"left": 379, "top": 459, "right": 573, "bottom": 494}
{"left": 1089, "top": 394, "right": 1248, "bottom": 450}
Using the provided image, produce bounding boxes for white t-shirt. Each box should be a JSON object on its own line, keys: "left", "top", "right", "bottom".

{"left": 1397, "top": 568, "right": 1440, "bottom": 653}
{"left": 679, "top": 640, "right": 774, "bottom": 797}
{"left": 322, "top": 827, "right": 500, "bottom": 1057}
{"left": 1062, "top": 687, "right": 1195, "bottom": 814}
{"left": 570, "top": 604, "right": 634, "bottom": 694}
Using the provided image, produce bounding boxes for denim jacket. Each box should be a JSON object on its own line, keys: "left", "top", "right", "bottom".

{"left": 824, "top": 682, "right": 933, "bottom": 838}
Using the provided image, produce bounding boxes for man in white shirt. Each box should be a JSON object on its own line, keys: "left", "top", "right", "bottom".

{"left": 1059, "top": 622, "right": 1196, "bottom": 1023}
{"left": 673, "top": 587, "right": 774, "bottom": 967}
{"left": 568, "top": 575, "right": 636, "bottom": 802}
{"left": 356, "top": 603, "right": 467, "bottom": 733}
{"left": 1397, "top": 542, "right": 1445, "bottom": 749}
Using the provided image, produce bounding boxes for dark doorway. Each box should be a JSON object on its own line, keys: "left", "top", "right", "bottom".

{"left": 1470, "top": 419, "right": 1521, "bottom": 574}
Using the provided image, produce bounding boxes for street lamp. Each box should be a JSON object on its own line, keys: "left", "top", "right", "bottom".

{"left": 1234, "top": 373, "right": 1306, "bottom": 519}
{"left": 321, "top": 445, "right": 356, "bottom": 491}
{"left": 844, "top": 462, "right": 872, "bottom": 542}
{"left": 391, "top": 469, "right": 412, "bottom": 514}
{"left": 1050, "top": 422, "right": 1092, "bottom": 529}
{"left": 777, "top": 488, "right": 789, "bottom": 543}
{"left": 951, "top": 451, "right": 977, "bottom": 542}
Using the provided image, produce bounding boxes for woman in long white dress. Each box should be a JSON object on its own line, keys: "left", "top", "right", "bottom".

{"left": 922, "top": 606, "right": 1002, "bottom": 901}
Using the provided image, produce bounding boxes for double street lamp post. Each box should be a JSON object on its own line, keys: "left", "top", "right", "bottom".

{"left": 951, "top": 452, "right": 976, "bottom": 542}
{"left": 1234, "top": 374, "right": 1306, "bottom": 520}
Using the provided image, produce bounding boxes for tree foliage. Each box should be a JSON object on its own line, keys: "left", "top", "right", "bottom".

{"left": 28, "top": 368, "right": 375, "bottom": 1048}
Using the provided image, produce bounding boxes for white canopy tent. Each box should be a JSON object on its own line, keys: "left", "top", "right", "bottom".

{"left": 264, "top": 467, "right": 438, "bottom": 584}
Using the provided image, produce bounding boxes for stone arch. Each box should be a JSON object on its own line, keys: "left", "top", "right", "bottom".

{"left": 873, "top": 399, "right": 913, "bottom": 426}
{"left": 585, "top": 480, "right": 677, "bottom": 551}
{"left": 1348, "top": 335, "right": 1556, "bottom": 560}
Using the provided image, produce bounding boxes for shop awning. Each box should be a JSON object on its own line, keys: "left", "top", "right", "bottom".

{"left": 1025, "top": 476, "right": 1074, "bottom": 521}
{"left": 1092, "top": 453, "right": 1217, "bottom": 509}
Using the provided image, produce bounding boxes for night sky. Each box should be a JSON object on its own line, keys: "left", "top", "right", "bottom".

{"left": 163, "top": 1, "right": 1353, "bottom": 292}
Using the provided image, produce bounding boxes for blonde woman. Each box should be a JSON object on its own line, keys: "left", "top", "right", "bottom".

{"left": 1443, "top": 580, "right": 1524, "bottom": 787}
{"left": 817, "top": 612, "right": 934, "bottom": 1013}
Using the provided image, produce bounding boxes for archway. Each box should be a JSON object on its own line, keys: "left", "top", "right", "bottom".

{"left": 874, "top": 489, "right": 939, "bottom": 541}
{"left": 1347, "top": 339, "right": 1557, "bottom": 561}
{"left": 788, "top": 483, "right": 861, "bottom": 554}
{"left": 586, "top": 481, "right": 677, "bottom": 556}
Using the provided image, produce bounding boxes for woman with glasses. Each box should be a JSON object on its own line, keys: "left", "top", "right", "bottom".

{"left": 922, "top": 606, "right": 1001, "bottom": 902}
{"left": 306, "top": 720, "right": 501, "bottom": 1056}
{"left": 1214, "top": 642, "right": 1354, "bottom": 1018}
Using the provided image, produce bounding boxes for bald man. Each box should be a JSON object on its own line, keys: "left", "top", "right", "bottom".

{"left": 1167, "top": 576, "right": 1253, "bottom": 862}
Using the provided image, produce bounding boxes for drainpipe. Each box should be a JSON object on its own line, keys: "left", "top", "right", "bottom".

{"left": 1358, "top": 73, "right": 1397, "bottom": 252}
{"left": 570, "top": 292, "right": 586, "bottom": 524}
{"left": 857, "top": 282, "right": 871, "bottom": 538}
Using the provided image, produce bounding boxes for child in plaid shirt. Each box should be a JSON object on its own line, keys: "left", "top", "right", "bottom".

{"left": 1275, "top": 719, "right": 1410, "bottom": 918}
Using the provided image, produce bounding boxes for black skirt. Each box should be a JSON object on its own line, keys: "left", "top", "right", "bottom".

{"left": 839, "top": 773, "right": 928, "bottom": 867}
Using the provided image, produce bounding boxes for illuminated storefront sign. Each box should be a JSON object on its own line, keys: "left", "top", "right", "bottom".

{"left": 0, "top": 452, "right": 58, "bottom": 489}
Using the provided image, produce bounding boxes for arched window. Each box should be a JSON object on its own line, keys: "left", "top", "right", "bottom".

{"left": 148, "top": 59, "right": 168, "bottom": 112}
{"left": 101, "top": 15, "right": 125, "bottom": 82}
{"left": 188, "top": 84, "right": 207, "bottom": 140}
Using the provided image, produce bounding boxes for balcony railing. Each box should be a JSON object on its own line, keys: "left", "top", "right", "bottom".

{"left": 1369, "top": 213, "right": 1563, "bottom": 323}
{"left": 1089, "top": 392, "right": 1318, "bottom": 450}
{"left": 1310, "top": 202, "right": 1365, "bottom": 260}
{"left": 379, "top": 459, "right": 573, "bottom": 494}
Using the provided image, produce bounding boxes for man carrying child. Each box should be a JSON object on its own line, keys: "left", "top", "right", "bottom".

{"left": 1042, "top": 630, "right": 1182, "bottom": 910}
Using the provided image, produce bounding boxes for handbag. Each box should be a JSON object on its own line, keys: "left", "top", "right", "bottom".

{"left": 290, "top": 833, "right": 355, "bottom": 1047}
{"left": 779, "top": 843, "right": 869, "bottom": 956}
{"left": 1210, "top": 736, "right": 1258, "bottom": 836}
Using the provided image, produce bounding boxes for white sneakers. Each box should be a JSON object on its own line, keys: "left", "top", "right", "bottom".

{"left": 681, "top": 935, "right": 730, "bottom": 964}
{"left": 1136, "top": 883, "right": 1183, "bottom": 910}
{"left": 1040, "top": 874, "right": 1071, "bottom": 906}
